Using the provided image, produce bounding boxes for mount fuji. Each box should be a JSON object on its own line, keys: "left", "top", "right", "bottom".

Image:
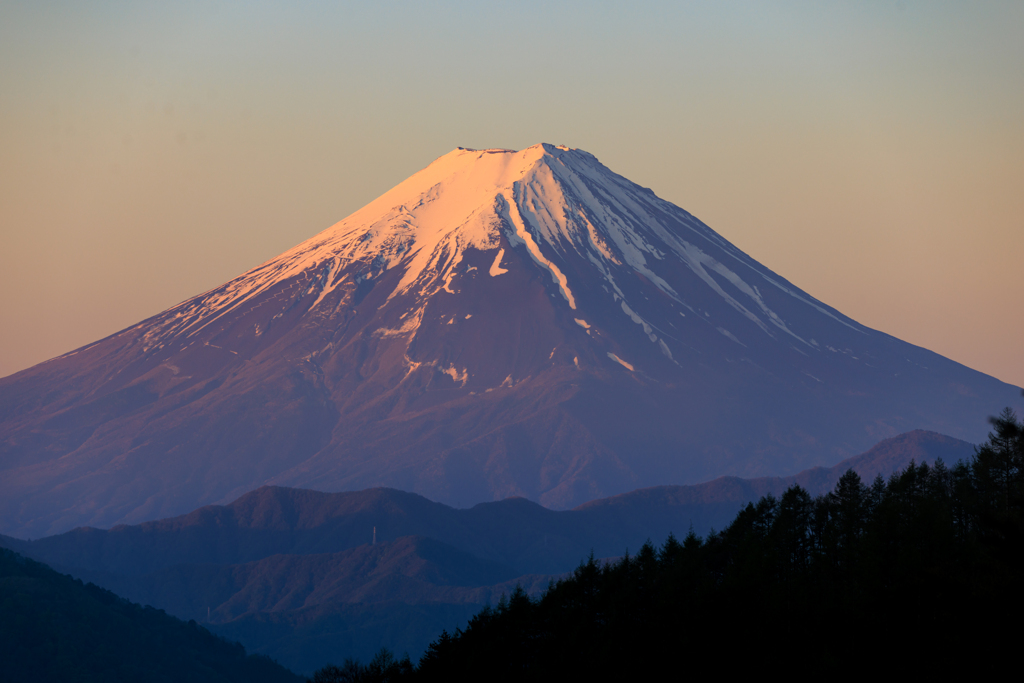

{"left": 2, "top": 143, "right": 1020, "bottom": 537}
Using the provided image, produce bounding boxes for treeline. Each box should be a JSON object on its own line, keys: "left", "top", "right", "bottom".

{"left": 314, "top": 409, "right": 1024, "bottom": 680}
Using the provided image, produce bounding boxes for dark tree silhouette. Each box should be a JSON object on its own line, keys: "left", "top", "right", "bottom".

{"left": 411, "top": 408, "right": 1024, "bottom": 679}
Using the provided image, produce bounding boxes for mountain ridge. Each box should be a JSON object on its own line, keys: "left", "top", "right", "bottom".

{"left": 0, "top": 429, "right": 975, "bottom": 576}
{"left": 0, "top": 429, "right": 976, "bottom": 672}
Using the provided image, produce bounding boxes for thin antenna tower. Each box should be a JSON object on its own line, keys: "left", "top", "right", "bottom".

{"left": 373, "top": 526, "right": 376, "bottom": 545}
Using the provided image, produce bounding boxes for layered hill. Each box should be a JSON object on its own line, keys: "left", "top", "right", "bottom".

{"left": 59, "top": 537, "right": 553, "bottom": 674}
{"left": 1, "top": 429, "right": 973, "bottom": 577}
{"left": 0, "top": 548, "right": 301, "bottom": 683}
{"left": 0, "top": 430, "right": 975, "bottom": 671}
{"left": 2, "top": 143, "right": 1019, "bottom": 537}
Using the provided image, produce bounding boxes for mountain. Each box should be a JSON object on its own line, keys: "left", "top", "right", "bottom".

{"left": 572, "top": 428, "right": 977, "bottom": 541}
{"left": 0, "top": 548, "right": 301, "bottom": 683}
{"left": 2, "top": 430, "right": 973, "bottom": 577}
{"left": 105, "top": 536, "right": 547, "bottom": 621}
{"left": 0, "top": 429, "right": 974, "bottom": 671}
{"left": 59, "top": 537, "right": 553, "bottom": 674}
{"left": 1, "top": 143, "right": 1019, "bottom": 537}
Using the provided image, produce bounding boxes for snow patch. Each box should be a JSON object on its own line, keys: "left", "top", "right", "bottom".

{"left": 401, "top": 353, "right": 433, "bottom": 380}
{"left": 439, "top": 364, "right": 469, "bottom": 387}
{"left": 309, "top": 258, "right": 345, "bottom": 311}
{"left": 501, "top": 190, "right": 577, "bottom": 309}
{"left": 607, "top": 353, "right": 634, "bottom": 371}
{"left": 716, "top": 327, "right": 745, "bottom": 346}
{"left": 621, "top": 301, "right": 644, "bottom": 325}
{"left": 374, "top": 307, "right": 424, "bottom": 338}
{"left": 489, "top": 248, "right": 508, "bottom": 276}
{"left": 620, "top": 301, "right": 657, "bottom": 341}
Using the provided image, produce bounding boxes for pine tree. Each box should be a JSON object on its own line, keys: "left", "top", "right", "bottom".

{"left": 829, "top": 470, "right": 868, "bottom": 568}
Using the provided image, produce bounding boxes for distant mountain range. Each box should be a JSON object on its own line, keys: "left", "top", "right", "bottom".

{"left": 1, "top": 429, "right": 975, "bottom": 672}
{"left": 2, "top": 144, "right": 1019, "bottom": 538}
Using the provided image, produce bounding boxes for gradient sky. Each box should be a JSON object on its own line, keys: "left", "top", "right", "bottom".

{"left": 2, "top": 1, "right": 1022, "bottom": 387}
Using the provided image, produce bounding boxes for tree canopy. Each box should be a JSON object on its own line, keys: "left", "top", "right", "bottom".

{"left": 397, "top": 407, "right": 1024, "bottom": 680}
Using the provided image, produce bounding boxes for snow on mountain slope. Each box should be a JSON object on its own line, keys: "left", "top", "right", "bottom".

{"left": 1, "top": 143, "right": 1020, "bottom": 538}
{"left": 139, "top": 144, "right": 845, "bottom": 358}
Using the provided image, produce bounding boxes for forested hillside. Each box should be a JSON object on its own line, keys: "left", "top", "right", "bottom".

{"left": 0, "top": 549, "right": 301, "bottom": 683}
{"left": 402, "top": 409, "right": 1024, "bottom": 679}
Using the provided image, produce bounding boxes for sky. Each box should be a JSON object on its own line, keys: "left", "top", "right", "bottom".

{"left": 2, "top": 1, "right": 1022, "bottom": 387}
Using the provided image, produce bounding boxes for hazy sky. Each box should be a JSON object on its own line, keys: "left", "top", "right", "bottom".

{"left": 2, "top": 1, "right": 1022, "bottom": 387}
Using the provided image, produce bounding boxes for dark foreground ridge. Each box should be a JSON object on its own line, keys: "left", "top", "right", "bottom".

{"left": 0, "top": 548, "right": 301, "bottom": 683}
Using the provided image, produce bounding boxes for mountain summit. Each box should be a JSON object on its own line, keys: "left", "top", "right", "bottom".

{"left": 2, "top": 143, "right": 1020, "bottom": 536}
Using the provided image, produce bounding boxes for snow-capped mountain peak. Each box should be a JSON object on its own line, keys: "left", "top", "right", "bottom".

{"left": 146, "top": 144, "right": 853, "bottom": 359}
{"left": 2, "top": 143, "right": 1019, "bottom": 538}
